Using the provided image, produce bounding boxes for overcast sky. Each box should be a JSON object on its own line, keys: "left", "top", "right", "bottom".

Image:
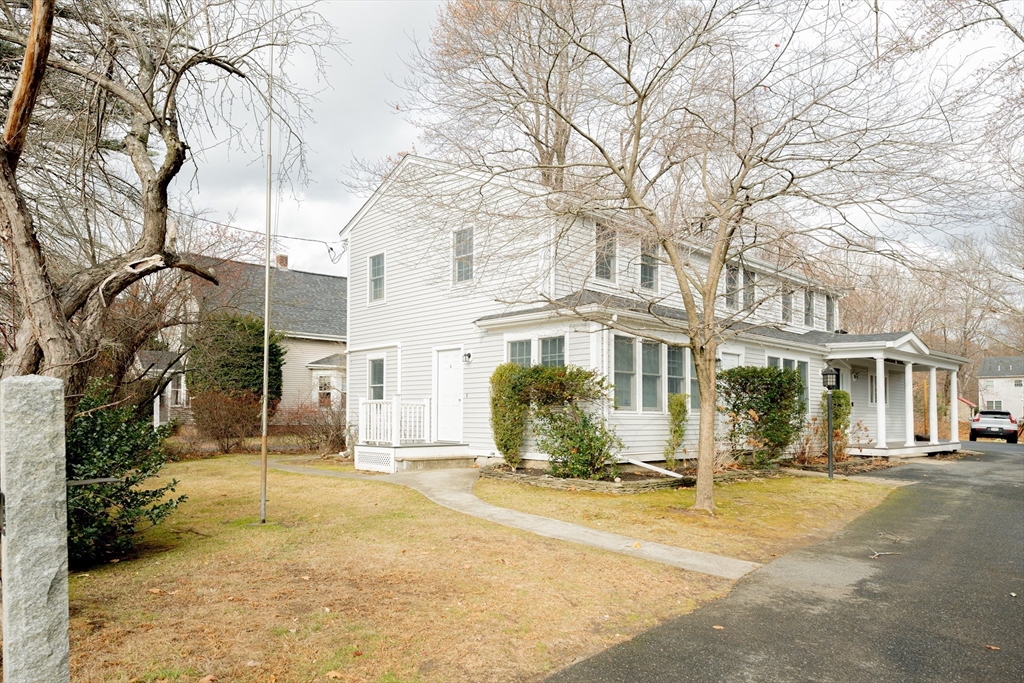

{"left": 173, "top": 1, "right": 443, "bottom": 277}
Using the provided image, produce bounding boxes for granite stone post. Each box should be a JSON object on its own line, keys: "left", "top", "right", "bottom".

{"left": 0, "top": 376, "right": 70, "bottom": 683}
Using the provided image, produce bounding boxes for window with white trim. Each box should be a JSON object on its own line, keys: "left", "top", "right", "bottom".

{"left": 725, "top": 265, "right": 739, "bottom": 309}
{"left": 768, "top": 355, "right": 811, "bottom": 410}
{"left": 641, "top": 341, "right": 662, "bottom": 411}
{"left": 826, "top": 294, "right": 836, "bottom": 331}
{"left": 985, "top": 400, "right": 1003, "bottom": 410}
{"left": 540, "top": 336, "right": 565, "bottom": 367}
{"left": 804, "top": 290, "right": 814, "bottom": 327}
{"left": 690, "top": 351, "right": 701, "bottom": 410}
{"left": 667, "top": 346, "right": 685, "bottom": 395}
{"left": 640, "top": 239, "right": 658, "bottom": 290}
{"left": 368, "top": 358, "right": 384, "bottom": 400}
{"left": 869, "top": 373, "right": 888, "bottom": 405}
{"left": 596, "top": 224, "right": 616, "bottom": 281}
{"left": 613, "top": 335, "right": 634, "bottom": 409}
{"left": 369, "top": 254, "right": 385, "bottom": 302}
{"left": 508, "top": 340, "right": 531, "bottom": 367}
{"left": 1015, "top": 379, "right": 1023, "bottom": 388}
{"left": 782, "top": 290, "right": 793, "bottom": 323}
{"left": 743, "top": 270, "right": 755, "bottom": 309}
{"left": 453, "top": 228, "right": 473, "bottom": 283}
{"left": 318, "top": 375, "right": 333, "bottom": 408}
{"left": 984, "top": 379, "right": 994, "bottom": 390}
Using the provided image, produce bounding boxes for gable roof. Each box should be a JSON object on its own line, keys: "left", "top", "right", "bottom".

{"left": 137, "top": 350, "right": 183, "bottom": 375}
{"left": 978, "top": 356, "right": 1024, "bottom": 378}
{"left": 193, "top": 258, "right": 347, "bottom": 340}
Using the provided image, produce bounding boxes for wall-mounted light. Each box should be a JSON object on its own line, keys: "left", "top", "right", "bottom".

{"left": 462, "top": 352, "right": 473, "bottom": 364}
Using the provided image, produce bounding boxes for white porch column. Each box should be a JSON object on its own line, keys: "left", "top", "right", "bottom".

{"left": 875, "top": 356, "right": 887, "bottom": 448}
{"left": 153, "top": 393, "right": 161, "bottom": 429}
{"left": 949, "top": 370, "right": 959, "bottom": 443}
{"left": 928, "top": 366, "right": 939, "bottom": 445}
{"left": 904, "top": 362, "right": 915, "bottom": 447}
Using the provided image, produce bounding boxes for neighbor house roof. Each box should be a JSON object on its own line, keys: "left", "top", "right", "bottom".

{"left": 137, "top": 350, "right": 183, "bottom": 375}
{"left": 193, "top": 258, "right": 347, "bottom": 340}
{"left": 978, "top": 356, "right": 1024, "bottom": 378}
{"left": 307, "top": 353, "right": 346, "bottom": 369}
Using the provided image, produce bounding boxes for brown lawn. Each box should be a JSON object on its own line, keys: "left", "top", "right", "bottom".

{"left": 475, "top": 474, "right": 895, "bottom": 563}
{"left": 60, "top": 456, "right": 731, "bottom": 683}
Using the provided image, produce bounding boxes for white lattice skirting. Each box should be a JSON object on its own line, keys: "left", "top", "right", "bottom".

{"left": 354, "top": 447, "right": 396, "bottom": 474}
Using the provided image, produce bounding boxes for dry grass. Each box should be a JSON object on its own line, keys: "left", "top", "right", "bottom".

{"left": 62, "top": 456, "right": 731, "bottom": 683}
{"left": 475, "top": 474, "right": 894, "bottom": 563}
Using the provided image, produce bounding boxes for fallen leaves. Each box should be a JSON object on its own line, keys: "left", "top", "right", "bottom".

{"left": 147, "top": 588, "right": 163, "bottom": 595}
{"left": 985, "top": 645, "right": 1000, "bottom": 651}
{"left": 326, "top": 672, "right": 343, "bottom": 680}
{"left": 198, "top": 676, "right": 217, "bottom": 683}
{"left": 712, "top": 625, "right": 725, "bottom": 630}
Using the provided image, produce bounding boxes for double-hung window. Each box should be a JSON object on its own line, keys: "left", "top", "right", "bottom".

{"left": 540, "top": 336, "right": 565, "bottom": 367}
{"left": 725, "top": 265, "right": 740, "bottom": 309}
{"left": 596, "top": 224, "right": 616, "bottom": 281}
{"left": 369, "top": 254, "right": 385, "bottom": 302}
{"left": 508, "top": 340, "right": 532, "bottom": 367}
{"left": 798, "top": 361, "right": 809, "bottom": 411}
{"left": 667, "top": 346, "right": 685, "bottom": 395}
{"left": 1015, "top": 379, "right": 1023, "bottom": 388}
{"left": 613, "top": 336, "right": 634, "bottom": 409}
{"left": 986, "top": 400, "right": 1002, "bottom": 411}
{"left": 869, "top": 373, "right": 888, "bottom": 405}
{"left": 743, "top": 270, "right": 755, "bottom": 309}
{"left": 368, "top": 359, "right": 384, "bottom": 400}
{"left": 826, "top": 294, "right": 836, "bottom": 331}
{"left": 641, "top": 341, "right": 661, "bottom": 411}
{"left": 317, "top": 375, "right": 333, "bottom": 408}
{"left": 640, "top": 240, "right": 658, "bottom": 290}
{"left": 804, "top": 290, "right": 815, "bottom": 327}
{"left": 782, "top": 290, "right": 793, "bottom": 323}
{"left": 453, "top": 228, "right": 473, "bottom": 283}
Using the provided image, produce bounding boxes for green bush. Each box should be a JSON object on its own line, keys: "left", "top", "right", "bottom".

{"left": 664, "top": 393, "right": 689, "bottom": 468}
{"left": 535, "top": 404, "right": 623, "bottom": 480}
{"left": 66, "top": 382, "right": 186, "bottom": 568}
{"left": 189, "top": 313, "right": 285, "bottom": 399}
{"left": 717, "top": 366, "right": 806, "bottom": 467}
{"left": 489, "top": 363, "right": 609, "bottom": 470}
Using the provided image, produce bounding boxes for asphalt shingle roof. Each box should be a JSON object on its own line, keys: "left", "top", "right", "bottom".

{"left": 194, "top": 258, "right": 347, "bottom": 339}
{"left": 978, "top": 356, "right": 1024, "bottom": 378}
{"left": 308, "top": 353, "right": 346, "bottom": 368}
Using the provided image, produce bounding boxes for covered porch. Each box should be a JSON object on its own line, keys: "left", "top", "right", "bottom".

{"left": 823, "top": 333, "right": 968, "bottom": 457}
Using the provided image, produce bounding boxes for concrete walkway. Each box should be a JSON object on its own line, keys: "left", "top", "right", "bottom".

{"left": 266, "top": 460, "right": 760, "bottom": 580}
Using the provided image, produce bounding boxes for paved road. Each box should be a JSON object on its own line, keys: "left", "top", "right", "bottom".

{"left": 548, "top": 442, "right": 1024, "bottom": 683}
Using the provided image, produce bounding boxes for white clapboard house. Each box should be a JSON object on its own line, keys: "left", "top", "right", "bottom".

{"left": 341, "top": 156, "right": 966, "bottom": 473}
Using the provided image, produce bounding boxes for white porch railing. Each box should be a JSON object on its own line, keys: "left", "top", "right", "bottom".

{"left": 358, "top": 396, "right": 432, "bottom": 445}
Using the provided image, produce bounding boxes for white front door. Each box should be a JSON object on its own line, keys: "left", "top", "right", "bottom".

{"left": 436, "top": 349, "right": 463, "bottom": 442}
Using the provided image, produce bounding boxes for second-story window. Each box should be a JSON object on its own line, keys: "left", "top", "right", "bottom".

{"left": 804, "top": 290, "right": 815, "bottom": 327}
{"left": 540, "top": 336, "right": 565, "bottom": 367}
{"left": 453, "top": 228, "right": 473, "bottom": 283}
{"left": 596, "top": 224, "right": 616, "bottom": 281}
{"left": 369, "top": 253, "right": 385, "bottom": 302}
{"left": 743, "top": 270, "right": 755, "bottom": 309}
{"left": 640, "top": 239, "right": 658, "bottom": 290}
{"left": 782, "top": 289, "right": 793, "bottom": 323}
{"left": 725, "top": 265, "right": 739, "bottom": 309}
{"left": 826, "top": 294, "right": 836, "bottom": 331}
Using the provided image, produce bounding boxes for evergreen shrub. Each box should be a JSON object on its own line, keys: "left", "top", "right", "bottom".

{"left": 717, "top": 366, "right": 806, "bottom": 467}
{"left": 663, "top": 392, "right": 689, "bottom": 468}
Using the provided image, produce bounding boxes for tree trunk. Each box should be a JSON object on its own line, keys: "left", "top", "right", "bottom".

{"left": 691, "top": 331, "right": 718, "bottom": 512}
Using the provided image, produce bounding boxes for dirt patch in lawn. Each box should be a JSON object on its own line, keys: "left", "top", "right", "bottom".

{"left": 475, "top": 474, "right": 894, "bottom": 564}
{"left": 55, "top": 455, "right": 730, "bottom": 683}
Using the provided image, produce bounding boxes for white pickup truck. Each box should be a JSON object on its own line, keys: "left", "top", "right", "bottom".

{"left": 969, "top": 410, "right": 1019, "bottom": 444}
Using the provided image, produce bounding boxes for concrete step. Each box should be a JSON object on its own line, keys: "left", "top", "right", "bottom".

{"left": 395, "top": 454, "right": 478, "bottom": 472}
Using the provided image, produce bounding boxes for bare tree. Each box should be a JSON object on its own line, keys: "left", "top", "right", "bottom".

{"left": 402, "top": 0, "right": 965, "bottom": 510}
{"left": 0, "top": 0, "right": 333, "bottom": 419}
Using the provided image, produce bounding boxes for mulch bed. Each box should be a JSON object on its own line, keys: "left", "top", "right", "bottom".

{"left": 785, "top": 457, "right": 905, "bottom": 475}
{"left": 480, "top": 464, "right": 779, "bottom": 494}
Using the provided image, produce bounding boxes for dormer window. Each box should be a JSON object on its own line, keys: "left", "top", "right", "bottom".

{"left": 595, "top": 224, "right": 616, "bottom": 281}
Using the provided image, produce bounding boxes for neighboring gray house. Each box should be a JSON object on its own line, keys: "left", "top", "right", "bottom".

{"left": 341, "top": 156, "right": 967, "bottom": 473}
{"left": 978, "top": 356, "right": 1024, "bottom": 419}
{"left": 152, "top": 255, "right": 347, "bottom": 426}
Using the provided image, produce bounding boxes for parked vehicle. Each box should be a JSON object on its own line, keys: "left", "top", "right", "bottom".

{"left": 969, "top": 410, "right": 1018, "bottom": 444}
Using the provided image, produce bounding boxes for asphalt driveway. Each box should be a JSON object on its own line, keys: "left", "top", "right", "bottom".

{"left": 548, "top": 442, "right": 1024, "bottom": 683}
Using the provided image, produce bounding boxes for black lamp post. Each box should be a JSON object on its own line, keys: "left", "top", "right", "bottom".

{"left": 821, "top": 366, "right": 840, "bottom": 479}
